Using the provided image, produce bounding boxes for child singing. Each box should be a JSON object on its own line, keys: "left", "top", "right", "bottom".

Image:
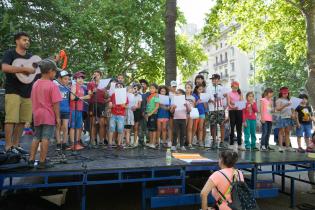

{"left": 28, "top": 59, "right": 62, "bottom": 169}
{"left": 260, "top": 88, "right": 274, "bottom": 151}
{"left": 157, "top": 85, "right": 171, "bottom": 148}
{"left": 242, "top": 92, "right": 258, "bottom": 151}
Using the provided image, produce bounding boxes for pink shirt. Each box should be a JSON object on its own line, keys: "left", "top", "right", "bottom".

{"left": 242, "top": 102, "right": 258, "bottom": 122}
{"left": 31, "top": 79, "right": 62, "bottom": 126}
{"left": 260, "top": 97, "right": 273, "bottom": 122}
{"left": 210, "top": 168, "right": 244, "bottom": 210}
{"left": 228, "top": 91, "right": 241, "bottom": 110}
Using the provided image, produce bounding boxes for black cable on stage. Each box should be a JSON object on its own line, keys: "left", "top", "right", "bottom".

{"left": 102, "top": 152, "right": 164, "bottom": 160}
{"left": 296, "top": 203, "right": 315, "bottom": 210}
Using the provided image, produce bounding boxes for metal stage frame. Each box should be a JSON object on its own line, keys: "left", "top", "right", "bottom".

{"left": 0, "top": 150, "right": 315, "bottom": 210}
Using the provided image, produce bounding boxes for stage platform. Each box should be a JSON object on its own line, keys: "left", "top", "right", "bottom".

{"left": 1, "top": 139, "right": 315, "bottom": 210}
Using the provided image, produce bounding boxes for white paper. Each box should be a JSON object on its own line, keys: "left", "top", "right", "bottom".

{"left": 173, "top": 95, "right": 185, "bottom": 109}
{"left": 109, "top": 82, "right": 116, "bottom": 96}
{"left": 200, "top": 93, "right": 210, "bottom": 103}
{"left": 235, "top": 100, "right": 247, "bottom": 110}
{"left": 290, "top": 97, "right": 302, "bottom": 109}
{"left": 159, "top": 95, "right": 170, "bottom": 105}
{"left": 115, "top": 88, "right": 127, "bottom": 105}
{"left": 98, "top": 78, "right": 111, "bottom": 90}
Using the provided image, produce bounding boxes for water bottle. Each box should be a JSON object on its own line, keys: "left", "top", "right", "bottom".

{"left": 166, "top": 148, "right": 172, "bottom": 166}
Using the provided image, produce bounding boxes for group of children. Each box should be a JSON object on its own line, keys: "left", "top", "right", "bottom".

{"left": 28, "top": 60, "right": 314, "bottom": 168}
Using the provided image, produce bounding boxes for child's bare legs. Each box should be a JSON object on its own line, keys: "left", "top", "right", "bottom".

{"left": 284, "top": 127, "right": 291, "bottom": 147}
{"left": 108, "top": 132, "right": 114, "bottom": 145}
{"left": 61, "top": 119, "right": 69, "bottom": 144}
{"left": 169, "top": 118, "right": 174, "bottom": 143}
{"left": 117, "top": 133, "right": 123, "bottom": 146}
{"left": 134, "top": 122, "right": 139, "bottom": 145}
{"left": 29, "top": 140, "right": 40, "bottom": 161}
{"left": 69, "top": 128, "right": 82, "bottom": 144}
{"left": 39, "top": 139, "right": 49, "bottom": 162}
{"left": 278, "top": 128, "right": 284, "bottom": 147}
{"left": 297, "top": 136, "right": 302, "bottom": 148}
{"left": 55, "top": 122, "right": 61, "bottom": 144}
{"left": 99, "top": 117, "right": 106, "bottom": 143}
{"left": 161, "top": 121, "right": 167, "bottom": 144}
{"left": 157, "top": 121, "right": 162, "bottom": 144}
{"left": 198, "top": 119, "right": 204, "bottom": 145}
{"left": 186, "top": 118, "right": 193, "bottom": 145}
{"left": 124, "top": 128, "right": 131, "bottom": 145}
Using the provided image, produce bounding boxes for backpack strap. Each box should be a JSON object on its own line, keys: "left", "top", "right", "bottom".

{"left": 215, "top": 170, "right": 233, "bottom": 205}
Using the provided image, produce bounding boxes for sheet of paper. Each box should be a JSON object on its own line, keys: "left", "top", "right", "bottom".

{"left": 173, "top": 95, "right": 185, "bottom": 109}
{"left": 200, "top": 93, "right": 210, "bottom": 103}
{"left": 115, "top": 88, "right": 127, "bottom": 105}
{"left": 159, "top": 95, "right": 170, "bottom": 105}
{"left": 235, "top": 100, "right": 247, "bottom": 110}
{"left": 109, "top": 82, "right": 116, "bottom": 96}
{"left": 98, "top": 78, "right": 111, "bottom": 90}
{"left": 290, "top": 97, "right": 302, "bottom": 109}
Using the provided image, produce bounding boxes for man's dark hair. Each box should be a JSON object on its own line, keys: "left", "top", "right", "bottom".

{"left": 14, "top": 32, "right": 30, "bottom": 41}
{"left": 219, "top": 150, "right": 238, "bottom": 168}
{"left": 298, "top": 94, "right": 308, "bottom": 100}
{"left": 139, "top": 79, "right": 149, "bottom": 86}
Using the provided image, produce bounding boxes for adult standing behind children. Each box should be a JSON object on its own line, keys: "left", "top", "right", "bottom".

{"left": 88, "top": 70, "right": 109, "bottom": 147}
{"left": 28, "top": 59, "right": 62, "bottom": 169}
{"left": 139, "top": 79, "right": 150, "bottom": 146}
{"left": 1, "top": 32, "right": 36, "bottom": 155}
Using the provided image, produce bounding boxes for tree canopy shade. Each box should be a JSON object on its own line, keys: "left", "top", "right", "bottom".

{"left": 202, "top": 0, "right": 315, "bottom": 106}
{"left": 0, "top": 0, "right": 206, "bottom": 85}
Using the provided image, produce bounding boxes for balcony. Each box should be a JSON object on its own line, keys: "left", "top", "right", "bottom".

{"left": 213, "top": 59, "right": 228, "bottom": 67}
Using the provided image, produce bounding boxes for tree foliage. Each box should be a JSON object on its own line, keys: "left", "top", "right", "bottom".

{"left": 202, "top": 0, "right": 308, "bottom": 94}
{"left": 0, "top": 0, "right": 206, "bottom": 84}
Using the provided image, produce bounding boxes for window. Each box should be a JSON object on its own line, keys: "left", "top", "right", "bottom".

{"left": 225, "top": 69, "right": 228, "bottom": 76}
{"left": 231, "top": 62, "right": 235, "bottom": 72}
{"left": 216, "top": 56, "right": 218, "bottom": 64}
{"left": 220, "top": 42, "right": 223, "bottom": 48}
{"left": 250, "top": 63, "right": 254, "bottom": 71}
{"left": 230, "top": 47, "right": 235, "bottom": 56}
{"left": 220, "top": 54, "right": 222, "bottom": 62}
{"left": 225, "top": 52, "right": 228, "bottom": 61}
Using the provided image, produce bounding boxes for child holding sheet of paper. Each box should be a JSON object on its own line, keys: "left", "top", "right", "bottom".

{"left": 157, "top": 85, "right": 171, "bottom": 148}
{"left": 193, "top": 84, "right": 206, "bottom": 148}
{"left": 227, "top": 81, "right": 244, "bottom": 150}
{"left": 170, "top": 89, "right": 191, "bottom": 151}
{"left": 146, "top": 83, "right": 160, "bottom": 149}
{"left": 108, "top": 82, "right": 128, "bottom": 150}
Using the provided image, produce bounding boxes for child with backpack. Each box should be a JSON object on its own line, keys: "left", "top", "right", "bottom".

{"left": 201, "top": 150, "right": 258, "bottom": 210}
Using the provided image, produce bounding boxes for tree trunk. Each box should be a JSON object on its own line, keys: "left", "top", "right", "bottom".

{"left": 165, "top": 0, "right": 177, "bottom": 86}
{"left": 303, "top": 2, "right": 315, "bottom": 107}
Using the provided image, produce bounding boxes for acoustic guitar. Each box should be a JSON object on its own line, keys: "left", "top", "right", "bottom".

{"left": 12, "top": 55, "right": 42, "bottom": 84}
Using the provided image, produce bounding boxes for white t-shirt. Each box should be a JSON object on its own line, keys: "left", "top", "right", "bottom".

{"left": 206, "top": 84, "right": 228, "bottom": 111}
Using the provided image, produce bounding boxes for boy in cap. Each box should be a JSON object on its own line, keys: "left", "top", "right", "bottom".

{"left": 28, "top": 59, "right": 62, "bottom": 169}
{"left": 55, "top": 70, "right": 71, "bottom": 150}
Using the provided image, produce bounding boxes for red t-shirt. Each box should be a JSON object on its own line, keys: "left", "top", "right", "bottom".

{"left": 70, "top": 84, "right": 84, "bottom": 111}
{"left": 31, "top": 79, "right": 62, "bottom": 126}
{"left": 110, "top": 93, "right": 129, "bottom": 116}
{"left": 87, "top": 81, "right": 106, "bottom": 104}
{"left": 242, "top": 102, "right": 258, "bottom": 122}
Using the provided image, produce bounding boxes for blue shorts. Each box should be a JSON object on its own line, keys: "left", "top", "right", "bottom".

{"left": 34, "top": 125, "right": 55, "bottom": 141}
{"left": 276, "top": 117, "right": 294, "bottom": 129}
{"left": 70, "top": 110, "right": 83, "bottom": 129}
{"left": 109, "top": 115, "right": 125, "bottom": 134}
{"left": 199, "top": 114, "right": 206, "bottom": 119}
{"left": 296, "top": 123, "right": 312, "bottom": 138}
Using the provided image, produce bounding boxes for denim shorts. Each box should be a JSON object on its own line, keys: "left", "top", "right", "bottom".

{"left": 60, "top": 112, "right": 70, "bottom": 120}
{"left": 296, "top": 123, "right": 312, "bottom": 138}
{"left": 276, "top": 117, "right": 294, "bottom": 129}
{"left": 34, "top": 125, "right": 55, "bottom": 141}
{"left": 199, "top": 114, "right": 206, "bottom": 119}
{"left": 70, "top": 110, "right": 83, "bottom": 129}
{"left": 109, "top": 115, "right": 125, "bottom": 133}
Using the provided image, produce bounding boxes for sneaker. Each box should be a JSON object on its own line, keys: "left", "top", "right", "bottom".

{"left": 37, "top": 161, "right": 54, "bottom": 169}
{"left": 28, "top": 160, "right": 35, "bottom": 168}
{"left": 252, "top": 147, "right": 260, "bottom": 151}
{"left": 6, "top": 146, "right": 20, "bottom": 155}
{"left": 238, "top": 146, "right": 246, "bottom": 151}
{"left": 180, "top": 146, "right": 186, "bottom": 151}
{"left": 171, "top": 146, "right": 176, "bottom": 151}
{"left": 267, "top": 146, "right": 275, "bottom": 151}
{"left": 260, "top": 146, "right": 267, "bottom": 151}
{"left": 228, "top": 144, "right": 235, "bottom": 150}
{"left": 107, "top": 145, "right": 113, "bottom": 150}
{"left": 211, "top": 142, "right": 217, "bottom": 149}
{"left": 117, "top": 145, "right": 124, "bottom": 150}
{"left": 15, "top": 146, "right": 29, "bottom": 155}
{"left": 56, "top": 144, "right": 61, "bottom": 151}
{"left": 146, "top": 143, "right": 156, "bottom": 149}
{"left": 278, "top": 146, "right": 284, "bottom": 152}
{"left": 188, "top": 144, "right": 194, "bottom": 150}
{"left": 245, "top": 147, "right": 251, "bottom": 151}
{"left": 61, "top": 143, "right": 68, "bottom": 150}
{"left": 286, "top": 147, "right": 296, "bottom": 152}
{"left": 297, "top": 147, "right": 305, "bottom": 153}
{"left": 218, "top": 142, "right": 225, "bottom": 149}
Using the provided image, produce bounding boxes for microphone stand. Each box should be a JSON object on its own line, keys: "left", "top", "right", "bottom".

{"left": 55, "top": 79, "right": 89, "bottom": 156}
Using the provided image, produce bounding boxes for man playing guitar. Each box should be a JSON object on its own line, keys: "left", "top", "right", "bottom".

{"left": 1, "top": 32, "right": 36, "bottom": 155}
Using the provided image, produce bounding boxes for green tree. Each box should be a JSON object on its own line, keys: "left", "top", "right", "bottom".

{"left": 202, "top": 0, "right": 315, "bottom": 105}
{"left": 255, "top": 42, "right": 307, "bottom": 95}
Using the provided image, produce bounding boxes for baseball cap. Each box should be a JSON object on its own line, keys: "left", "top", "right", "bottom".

{"left": 73, "top": 72, "right": 85, "bottom": 79}
{"left": 59, "top": 70, "right": 71, "bottom": 77}
{"left": 210, "top": 74, "right": 220, "bottom": 80}
{"left": 231, "top": 81, "right": 239, "bottom": 87}
{"left": 170, "top": 80, "right": 177, "bottom": 87}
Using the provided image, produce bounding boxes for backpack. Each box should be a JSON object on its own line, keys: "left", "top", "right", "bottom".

{"left": 215, "top": 170, "right": 259, "bottom": 210}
